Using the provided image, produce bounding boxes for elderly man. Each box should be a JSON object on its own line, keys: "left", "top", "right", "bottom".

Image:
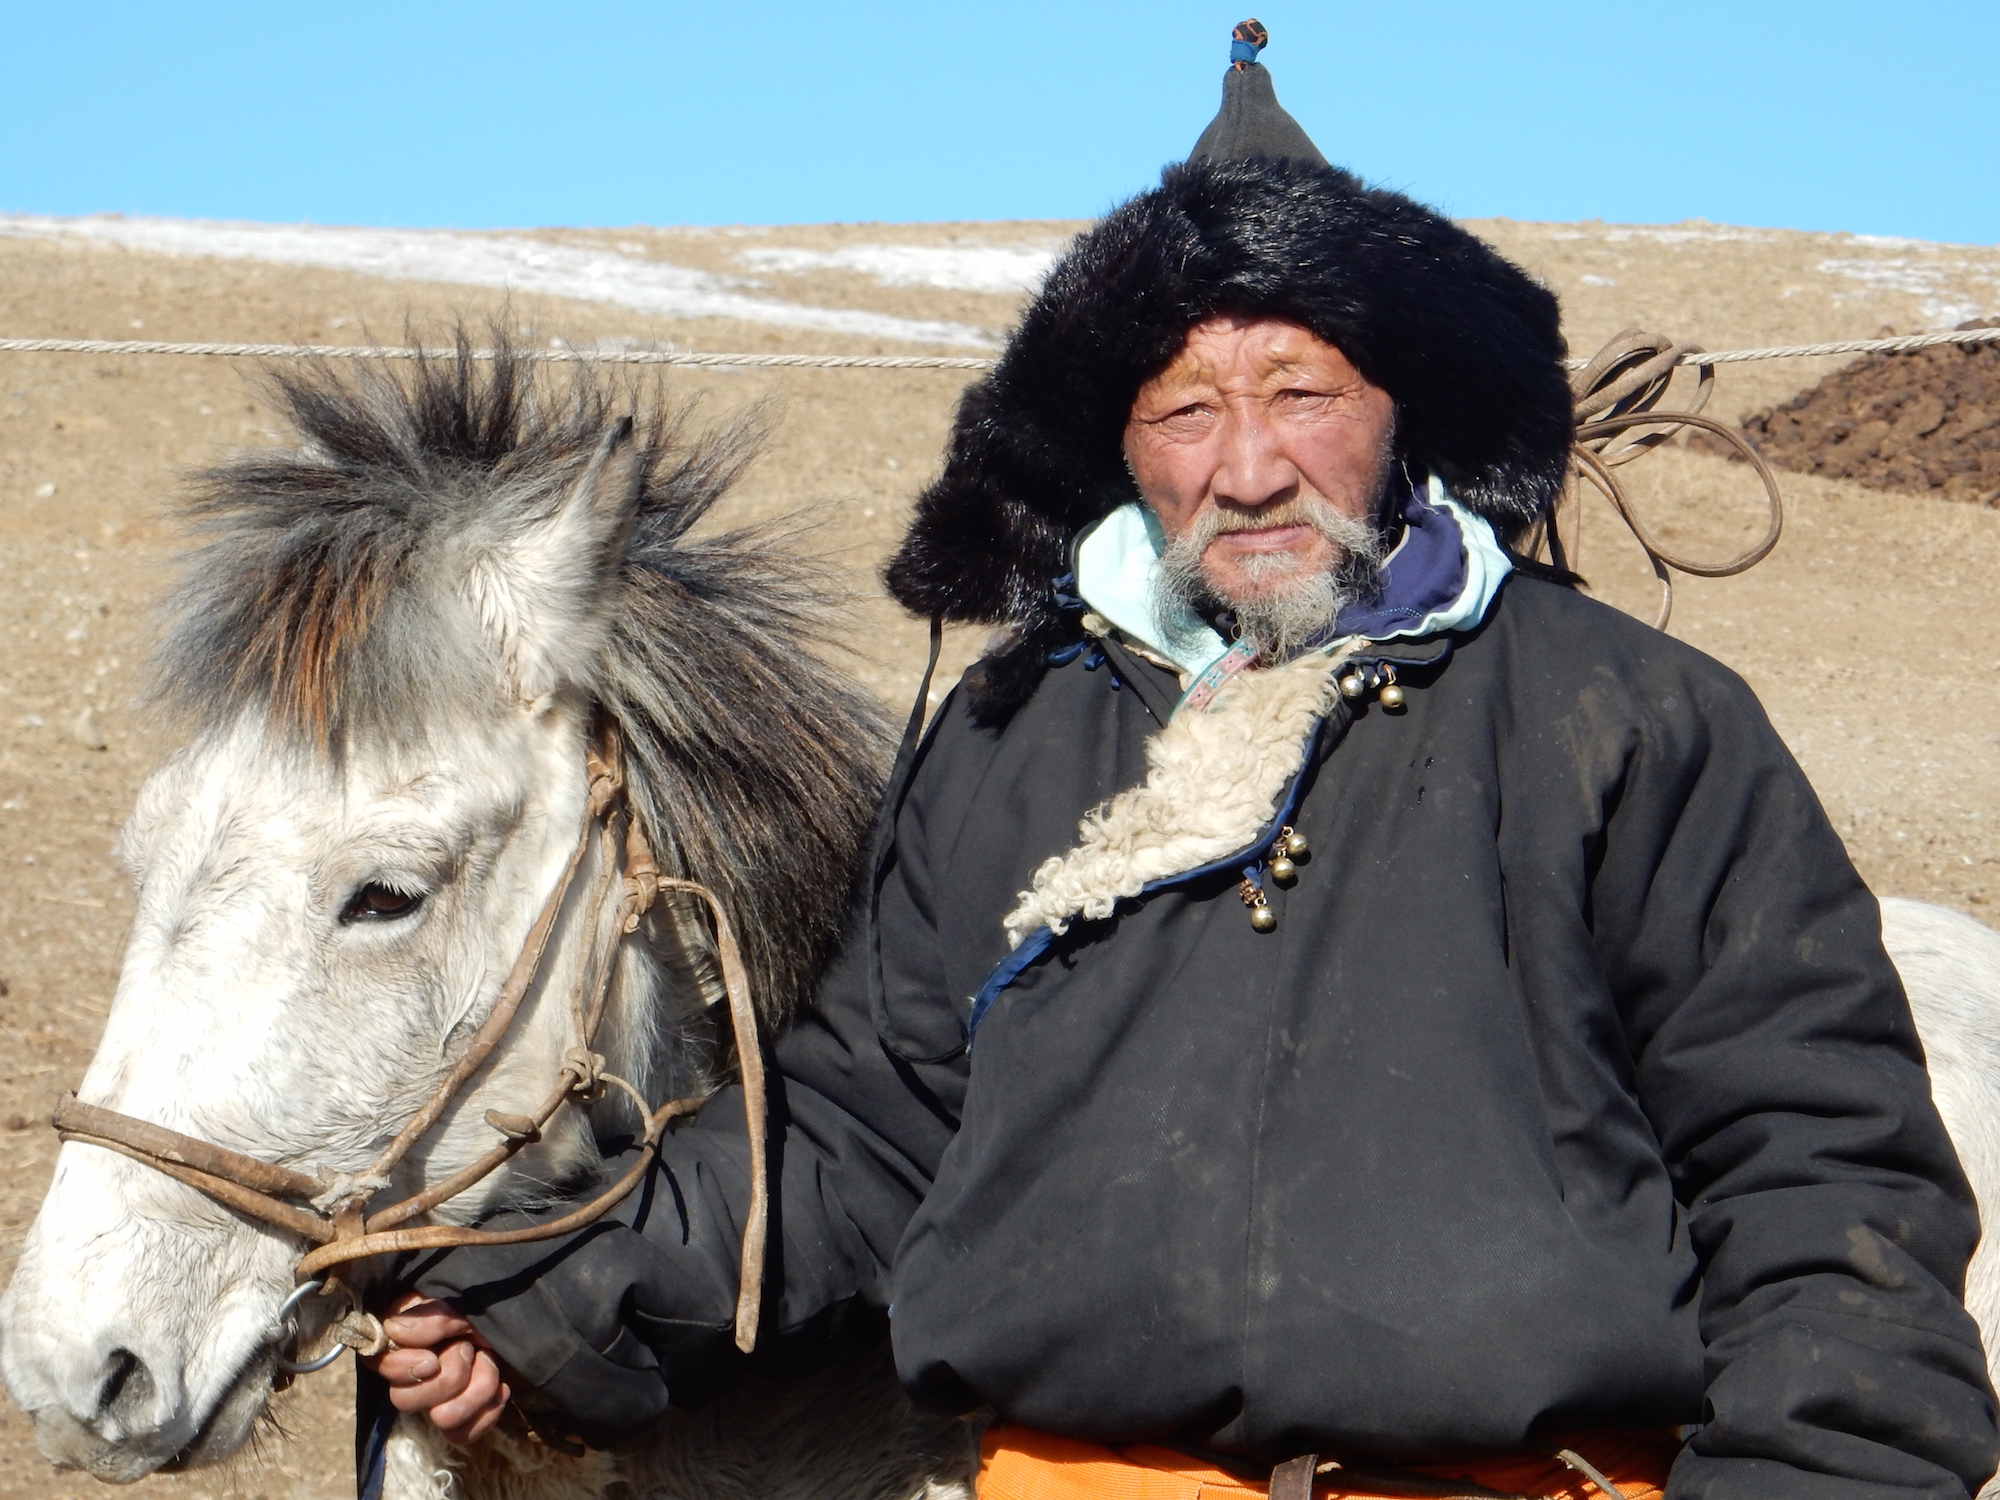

{"left": 378, "top": 28, "right": 1998, "bottom": 1500}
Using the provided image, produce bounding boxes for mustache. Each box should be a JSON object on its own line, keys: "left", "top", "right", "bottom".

{"left": 1184, "top": 495, "right": 1386, "bottom": 554}
{"left": 1203, "top": 499, "right": 1344, "bottom": 534}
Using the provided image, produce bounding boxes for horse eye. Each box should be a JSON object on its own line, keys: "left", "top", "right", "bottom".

{"left": 341, "top": 883, "right": 425, "bottom": 923}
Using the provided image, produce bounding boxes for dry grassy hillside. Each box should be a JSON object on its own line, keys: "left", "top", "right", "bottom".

{"left": 1, "top": 213, "right": 1997, "bottom": 1500}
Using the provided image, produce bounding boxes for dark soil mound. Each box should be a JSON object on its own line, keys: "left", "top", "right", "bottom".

{"left": 1723, "top": 320, "right": 2000, "bottom": 505}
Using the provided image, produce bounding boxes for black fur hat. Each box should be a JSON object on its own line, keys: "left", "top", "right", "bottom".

{"left": 883, "top": 29, "right": 1573, "bottom": 709}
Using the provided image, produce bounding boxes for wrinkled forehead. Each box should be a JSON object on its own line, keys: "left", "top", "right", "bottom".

{"left": 1133, "top": 315, "right": 1372, "bottom": 407}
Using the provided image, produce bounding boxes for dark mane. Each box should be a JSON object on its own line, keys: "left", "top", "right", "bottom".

{"left": 158, "top": 330, "right": 893, "bottom": 1022}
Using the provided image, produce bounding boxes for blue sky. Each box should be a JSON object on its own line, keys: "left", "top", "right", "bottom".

{"left": 4, "top": 1, "right": 1994, "bottom": 243}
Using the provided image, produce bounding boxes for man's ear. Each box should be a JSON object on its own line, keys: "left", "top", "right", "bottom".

{"left": 464, "top": 416, "right": 645, "bottom": 703}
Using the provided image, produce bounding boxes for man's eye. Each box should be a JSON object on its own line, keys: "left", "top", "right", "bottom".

{"left": 341, "top": 883, "right": 426, "bottom": 923}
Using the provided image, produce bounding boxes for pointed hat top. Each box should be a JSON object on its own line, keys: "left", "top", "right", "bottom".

{"left": 1188, "top": 19, "right": 1328, "bottom": 169}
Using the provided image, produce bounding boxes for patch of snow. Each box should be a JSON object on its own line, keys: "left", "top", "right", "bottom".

{"left": 1845, "top": 233, "right": 1933, "bottom": 250}
{"left": 0, "top": 215, "right": 994, "bottom": 348}
{"left": 1815, "top": 257, "right": 1943, "bottom": 296}
{"left": 736, "top": 243, "right": 1061, "bottom": 296}
{"left": 1814, "top": 257, "right": 1998, "bottom": 327}
{"left": 1577, "top": 274, "right": 1616, "bottom": 287}
{"left": 1551, "top": 224, "right": 1777, "bottom": 245}
{"left": 1841, "top": 232, "right": 1998, "bottom": 252}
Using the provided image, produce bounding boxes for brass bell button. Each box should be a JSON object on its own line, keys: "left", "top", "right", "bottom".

{"left": 1239, "top": 876, "right": 1277, "bottom": 932}
{"left": 1269, "top": 824, "right": 1308, "bottom": 888}
{"left": 1378, "top": 682, "right": 1406, "bottom": 710}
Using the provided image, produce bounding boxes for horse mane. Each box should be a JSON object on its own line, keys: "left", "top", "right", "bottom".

{"left": 156, "top": 329, "right": 893, "bottom": 1022}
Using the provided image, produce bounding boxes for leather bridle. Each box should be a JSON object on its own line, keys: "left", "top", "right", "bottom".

{"left": 50, "top": 734, "right": 769, "bottom": 1365}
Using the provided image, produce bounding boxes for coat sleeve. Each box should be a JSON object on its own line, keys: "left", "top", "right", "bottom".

{"left": 412, "top": 721, "right": 972, "bottom": 1448}
{"left": 1597, "top": 662, "right": 1999, "bottom": 1500}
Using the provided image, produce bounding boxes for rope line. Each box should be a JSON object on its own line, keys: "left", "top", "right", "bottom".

{"left": 0, "top": 324, "right": 1995, "bottom": 370}
{"left": 0, "top": 338, "right": 993, "bottom": 369}
{"left": 1665, "top": 324, "right": 2000, "bottom": 366}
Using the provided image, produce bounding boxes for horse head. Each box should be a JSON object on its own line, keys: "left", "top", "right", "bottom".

{"left": 0, "top": 340, "right": 887, "bottom": 1481}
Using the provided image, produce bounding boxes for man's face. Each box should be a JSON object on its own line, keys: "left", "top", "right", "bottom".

{"left": 1122, "top": 317, "right": 1398, "bottom": 613}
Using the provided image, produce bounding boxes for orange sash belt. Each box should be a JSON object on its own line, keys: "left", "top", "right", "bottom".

{"left": 978, "top": 1424, "right": 1678, "bottom": 1500}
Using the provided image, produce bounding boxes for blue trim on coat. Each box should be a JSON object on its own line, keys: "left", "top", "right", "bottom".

{"left": 355, "top": 1362, "right": 397, "bottom": 1500}
{"left": 965, "top": 926, "right": 1058, "bottom": 1037}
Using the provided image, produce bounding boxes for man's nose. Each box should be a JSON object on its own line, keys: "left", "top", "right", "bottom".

{"left": 1211, "top": 407, "right": 1296, "bottom": 508}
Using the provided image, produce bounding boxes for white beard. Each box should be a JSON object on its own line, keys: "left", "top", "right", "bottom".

{"left": 1156, "top": 495, "right": 1388, "bottom": 661}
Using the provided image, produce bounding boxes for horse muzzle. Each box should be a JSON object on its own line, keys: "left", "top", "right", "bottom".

{"left": 6, "top": 1330, "right": 277, "bottom": 1483}
{"left": 0, "top": 1148, "right": 297, "bottom": 1482}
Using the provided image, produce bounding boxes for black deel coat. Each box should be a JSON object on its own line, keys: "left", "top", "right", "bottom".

{"left": 419, "top": 576, "right": 1998, "bottom": 1500}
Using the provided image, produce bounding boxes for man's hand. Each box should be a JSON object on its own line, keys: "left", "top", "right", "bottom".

{"left": 366, "top": 1294, "right": 512, "bottom": 1445}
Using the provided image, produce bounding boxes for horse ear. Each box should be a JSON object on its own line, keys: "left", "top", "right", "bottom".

{"left": 481, "top": 416, "right": 643, "bottom": 702}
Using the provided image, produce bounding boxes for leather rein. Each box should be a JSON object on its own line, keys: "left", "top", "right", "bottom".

{"left": 50, "top": 736, "right": 769, "bottom": 1365}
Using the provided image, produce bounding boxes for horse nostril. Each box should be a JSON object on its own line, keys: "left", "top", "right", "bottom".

{"left": 95, "top": 1347, "right": 156, "bottom": 1428}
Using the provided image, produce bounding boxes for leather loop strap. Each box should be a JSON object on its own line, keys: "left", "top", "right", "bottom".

{"left": 1270, "top": 1454, "right": 1320, "bottom": 1500}
{"left": 53, "top": 1094, "right": 327, "bottom": 1202}
{"left": 1531, "top": 327, "right": 1786, "bottom": 630}
{"left": 359, "top": 807, "right": 595, "bottom": 1186}
{"left": 1572, "top": 411, "right": 1784, "bottom": 577}
{"left": 1553, "top": 1448, "right": 1630, "bottom": 1500}
{"left": 50, "top": 1117, "right": 337, "bottom": 1245}
{"left": 656, "top": 875, "right": 768, "bottom": 1352}
{"left": 866, "top": 617, "right": 962, "bottom": 1065}
{"left": 294, "top": 1096, "right": 703, "bottom": 1279}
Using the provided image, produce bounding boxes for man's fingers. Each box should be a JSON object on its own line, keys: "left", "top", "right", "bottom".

{"left": 438, "top": 1382, "right": 510, "bottom": 1446}
{"left": 361, "top": 1320, "right": 509, "bottom": 1440}
{"left": 376, "top": 1347, "right": 441, "bottom": 1386}
{"left": 429, "top": 1349, "right": 501, "bottom": 1430}
{"left": 429, "top": 1350, "right": 506, "bottom": 1441}
{"left": 384, "top": 1340, "right": 477, "bottom": 1415}
{"left": 380, "top": 1299, "right": 479, "bottom": 1350}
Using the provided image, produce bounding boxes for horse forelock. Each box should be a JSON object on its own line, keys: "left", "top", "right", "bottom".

{"left": 154, "top": 325, "right": 894, "bottom": 1024}
{"left": 160, "top": 333, "right": 578, "bottom": 746}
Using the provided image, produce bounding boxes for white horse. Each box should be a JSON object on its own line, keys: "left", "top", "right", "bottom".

{"left": 0, "top": 345, "right": 973, "bottom": 1500}
{"left": 3, "top": 343, "right": 2000, "bottom": 1500}
{"left": 1886, "top": 900, "right": 2000, "bottom": 1389}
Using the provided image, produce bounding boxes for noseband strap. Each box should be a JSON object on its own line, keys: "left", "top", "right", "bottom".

{"left": 51, "top": 737, "right": 770, "bottom": 1357}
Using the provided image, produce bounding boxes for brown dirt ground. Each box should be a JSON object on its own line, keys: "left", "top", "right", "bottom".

{"left": 1723, "top": 322, "right": 2000, "bottom": 505}
{"left": 2, "top": 217, "right": 1998, "bottom": 1500}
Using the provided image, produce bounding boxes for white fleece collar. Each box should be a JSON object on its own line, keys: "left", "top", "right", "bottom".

{"left": 1001, "top": 642, "right": 1356, "bottom": 947}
